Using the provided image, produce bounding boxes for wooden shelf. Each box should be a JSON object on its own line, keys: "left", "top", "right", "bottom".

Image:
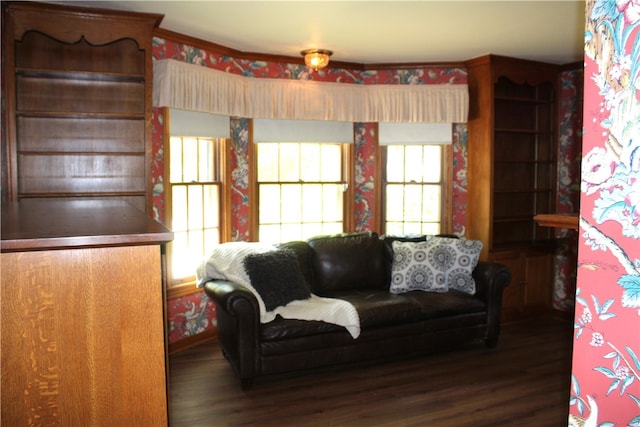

{"left": 16, "top": 111, "right": 146, "bottom": 119}
{"left": 16, "top": 67, "right": 145, "bottom": 82}
{"left": 534, "top": 213, "right": 579, "bottom": 230}
{"left": 1, "top": 199, "right": 172, "bottom": 252}
{"left": 495, "top": 128, "right": 554, "bottom": 134}
{"left": 466, "top": 54, "right": 558, "bottom": 321}
{"left": 495, "top": 95, "right": 553, "bottom": 103}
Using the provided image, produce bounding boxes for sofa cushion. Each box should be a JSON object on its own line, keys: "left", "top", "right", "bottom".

{"left": 389, "top": 237, "right": 483, "bottom": 295}
{"left": 390, "top": 240, "right": 448, "bottom": 293}
{"left": 433, "top": 237, "right": 483, "bottom": 295}
{"left": 261, "top": 289, "right": 487, "bottom": 339}
{"left": 308, "top": 232, "right": 387, "bottom": 293}
{"left": 243, "top": 248, "right": 311, "bottom": 311}
{"left": 261, "top": 317, "right": 345, "bottom": 341}
{"left": 381, "top": 234, "right": 429, "bottom": 285}
{"left": 328, "top": 289, "right": 486, "bottom": 328}
{"left": 277, "top": 240, "right": 312, "bottom": 285}
{"left": 324, "top": 289, "right": 424, "bottom": 328}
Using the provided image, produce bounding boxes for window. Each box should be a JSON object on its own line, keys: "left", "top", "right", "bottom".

{"left": 256, "top": 142, "right": 347, "bottom": 244}
{"left": 383, "top": 144, "right": 449, "bottom": 235}
{"left": 167, "top": 136, "right": 224, "bottom": 285}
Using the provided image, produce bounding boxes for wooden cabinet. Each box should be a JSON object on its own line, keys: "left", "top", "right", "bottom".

{"left": 492, "top": 249, "right": 554, "bottom": 320}
{"left": 466, "top": 55, "right": 558, "bottom": 320}
{"left": 1, "top": 1, "right": 162, "bottom": 213}
{"left": 1, "top": 3, "right": 171, "bottom": 425}
{"left": 1, "top": 199, "right": 173, "bottom": 426}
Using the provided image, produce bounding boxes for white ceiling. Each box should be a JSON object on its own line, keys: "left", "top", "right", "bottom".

{"left": 51, "top": 0, "right": 586, "bottom": 65}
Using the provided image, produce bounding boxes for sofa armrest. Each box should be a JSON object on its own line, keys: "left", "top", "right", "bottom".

{"left": 473, "top": 261, "right": 511, "bottom": 301}
{"left": 202, "top": 280, "right": 261, "bottom": 387}
{"left": 472, "top": 261, "right": 511, "bottom": 347}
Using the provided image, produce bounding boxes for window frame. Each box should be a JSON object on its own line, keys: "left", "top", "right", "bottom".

{"left": 379, "top": 143, "right": 453, "bottom": 235}
{"left": 164, "top": 134, "right": 228, "bottom": 292}
{"left": 250, "top": 138, "right": 354, "bottom": 242}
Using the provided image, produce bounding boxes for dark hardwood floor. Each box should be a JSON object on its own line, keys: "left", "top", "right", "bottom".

{"left": 169, "top": 315, "right": 574, "bottom": 427}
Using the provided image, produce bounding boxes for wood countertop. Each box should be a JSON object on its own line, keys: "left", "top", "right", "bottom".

{"left": 533, "top": 213, "right": 579, "bottom": 230}
{"left": 1, "top": 199, "right": 173, "bottom": 252}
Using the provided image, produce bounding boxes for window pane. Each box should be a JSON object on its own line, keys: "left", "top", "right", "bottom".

{"left": 257, "top": 143, "right": 279, "bottom": 181}
{"left": 320, "top": 144, "right": 342, "bottom": 181}
{"left": 198, "top": 138, "right": 214, "bottom": 181}
{"left": 172, "top": 185, "right": 188, "bottom": 231}
{"left": 203, "top": 228, "right": 219, "bottom": 256}
{"left": 259, "top": 184, "right": 281, "bottom": 223}
{"left": 280, "top": 223, "right": 302, "bottom": 243}
{"left": 169, "top": 137, "right": 183, "bottom": 183}
{"left": 171, "top": 231, "right": 190, "bottom": 278}
{"left": 300, "top": 144, "right": 320, "bottom": 181}
{"left": 385, "top": 222, "right": 405, "bottom": 236}
{"left": 403, "top": 222, "right": 423, "bottom": 235}
{"left": 203, "top": 185, "right": 219, "bottom": 228}
{"left": 302, "top": 222, "right": 324, "bottom": 239}
{"left": 322, "top": 222, "right": 343, "bottom": 235}
{"left": 187, "top": 229, "right": 203, "bottom": 271}
{"left": 422, "top": 185, "right": 441, "bottom": 221}
{"left": 422, "top": 223, "right": 440, "bottom": 235}
{"left": 404, "top": 145, "right": 424, "bottom": 182}
{"left": 182, "top": 138, "right": 198, "bottom": 183}
{"left": 302, "top": 184, "right": 323, "bottom": 222}
{"left": 386, "top": 145, "right": 404, "bottom": 182}
{"left": 259, "top": 224, "right": 282, "bottom": 244}
{"left": 385, "top": 184, "right": 404, "bottom": 221}
{"left": 323, "top": 184, "right": 343, "bottom": 222}
{"left": 403, "top": 184, "right": 423, "bottom": 222}
{"left": 279, "top": 144, "right": 300, "bottom": 181}
{"left": 281, "top": 185, "right": 302, "bottom": 223}
{"left": 188, "top": 185, "right": 203, "bottom": 230}
{"left": 422, "top": 145, "right": 441, "bottom": 182}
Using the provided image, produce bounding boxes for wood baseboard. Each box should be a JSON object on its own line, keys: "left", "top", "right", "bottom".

{"left": 169, "top": 329, "right": 217, "bottom": 354}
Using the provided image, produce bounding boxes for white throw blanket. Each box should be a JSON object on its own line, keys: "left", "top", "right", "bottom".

{"left": 196, "top": 242, "right": 361, "bottom": 338}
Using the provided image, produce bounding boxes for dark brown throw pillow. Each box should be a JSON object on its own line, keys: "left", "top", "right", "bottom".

{"left": 243, "top": 248, "right": 311, "bottom": 311}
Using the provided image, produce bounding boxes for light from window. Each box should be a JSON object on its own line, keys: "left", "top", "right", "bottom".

{"left": 169, "top": 137, "right": 221, "bottom": 283}
{"left": 385, "top": 144, "right": 442, "bottom": 235}
{"left": 257, "top": 143, "right": 344, "bottom": 244}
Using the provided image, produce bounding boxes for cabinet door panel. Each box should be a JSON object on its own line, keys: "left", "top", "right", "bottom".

{"left": 1, "top": 246, "right": 168, "bottom": 426}
{"left": 491, "top": 251, "right": 524, "bottom": 314}
{"left": 524, "top": 253, "right": 553, "bottom": 306}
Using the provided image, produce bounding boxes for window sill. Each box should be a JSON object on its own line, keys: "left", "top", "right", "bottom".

{"left": 167, "top": 281, "right": 201, "bottom": 299}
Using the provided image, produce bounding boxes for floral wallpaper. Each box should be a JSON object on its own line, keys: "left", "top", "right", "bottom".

{"left": 354, "top": 122, "right": 377, "bottom": 231}
{"left": 452, "top": 123, "right": 469, "bottom": 236}
{"left": 569, "top": 0, "right": 640, "bottom": 425}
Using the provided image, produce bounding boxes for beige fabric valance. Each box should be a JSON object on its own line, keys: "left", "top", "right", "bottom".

{"left": 153, "top": 59, "right": 468, "bottom": 123}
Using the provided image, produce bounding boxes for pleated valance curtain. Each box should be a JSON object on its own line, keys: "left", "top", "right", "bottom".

{"left": 153, "top": 59, "right": 468, "bottom": 123}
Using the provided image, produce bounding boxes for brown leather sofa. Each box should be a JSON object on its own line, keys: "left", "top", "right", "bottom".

{"left": 203, "top": 232, "right": 511, "bottom": 389}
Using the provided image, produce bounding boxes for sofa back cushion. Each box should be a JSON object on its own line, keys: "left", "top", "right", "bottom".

{"left": 308, "top": 232, "right": 388, "bottom": 294}
{"left": 277, "top": 240, "right": 313, "bottom": 285}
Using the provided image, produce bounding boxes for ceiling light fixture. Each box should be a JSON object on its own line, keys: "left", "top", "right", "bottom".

{"left": 301, "top": 48, "right": 333, "bottom": 71}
